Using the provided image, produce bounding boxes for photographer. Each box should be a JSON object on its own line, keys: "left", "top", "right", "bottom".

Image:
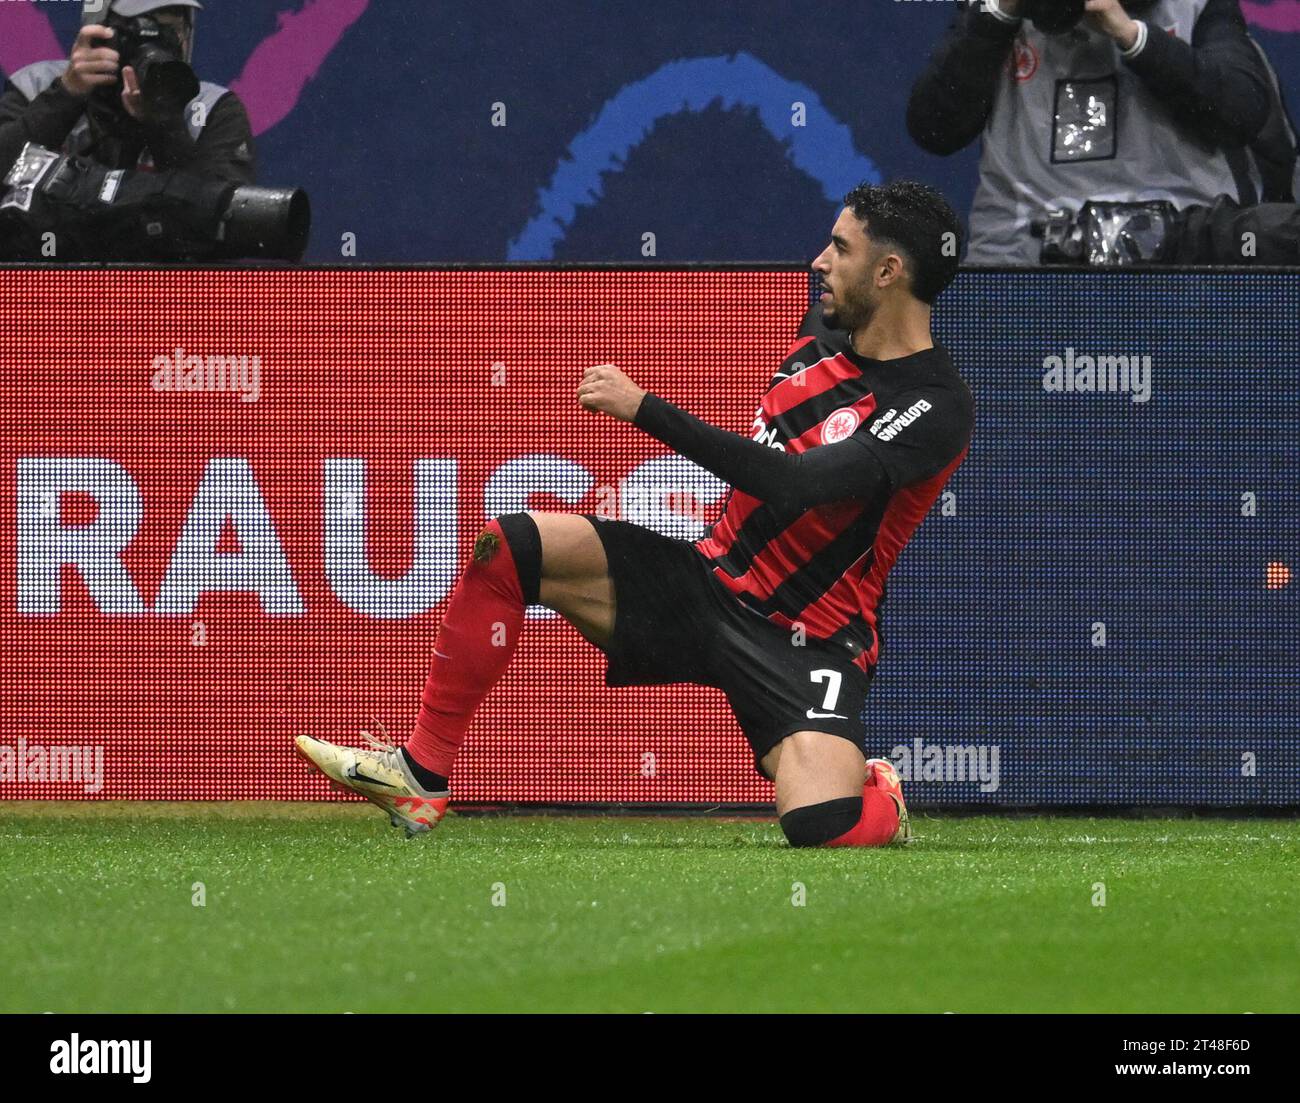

{"left": 907, "top": 0, "right": 1287, "bottom": 264}
{"left": 0, "top": 0, "right": 255, "bottom": 192}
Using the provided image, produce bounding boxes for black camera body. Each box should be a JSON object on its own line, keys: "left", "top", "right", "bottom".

{"left": 1019, "top": 0, "right": 1160, "bottom": 35}
{"left": 96, "top": 12, "right": 199, "bottom": 116}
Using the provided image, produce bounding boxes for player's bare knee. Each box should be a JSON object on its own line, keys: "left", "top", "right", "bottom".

{"left": 779, "top": 729, "right": 824, "bottom": 764}
{"left": 778, "top": 729, "right": 858, "bottom": 777}
{"left": 531, "top": 511, "right": 609, "bottom": 580}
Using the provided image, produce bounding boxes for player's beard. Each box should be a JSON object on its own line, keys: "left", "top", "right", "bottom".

{"left": 822, "top": 280, "right": 877, "bottom": 334}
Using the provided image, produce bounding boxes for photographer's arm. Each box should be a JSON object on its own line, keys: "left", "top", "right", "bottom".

{"left": 1120, "top": 0, "right": 1270, "bottom": 147}
{"left": 0, "top": 80, "right": 85, "bottom": 178}
{"left": 906, "top": 0, "right": 1024, "bottom": 157}
{"left": 1, "top": 24, "right": 132, "bottom": 177}
{"left": 143, "top": 92, "right": 256, "bottom": 186}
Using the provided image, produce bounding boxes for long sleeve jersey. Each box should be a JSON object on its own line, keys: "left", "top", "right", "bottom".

{"left": 633, "top": 308, "right": 974, "bottom": 672}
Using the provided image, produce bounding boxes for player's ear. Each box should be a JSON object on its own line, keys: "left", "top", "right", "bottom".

{"left": 879, "top": 251, "right": 907, "bottom": 289}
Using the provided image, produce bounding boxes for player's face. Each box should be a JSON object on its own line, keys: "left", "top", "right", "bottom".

{"left": 811, "top": 208, "right": 880, "bottom": 332}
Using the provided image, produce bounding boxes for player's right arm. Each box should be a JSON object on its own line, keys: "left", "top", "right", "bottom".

{"left": 634, "top": 390, "right": 889, "bottom": 513}
{"left": 632, "top": 381, "right": 971, "bottom": 513}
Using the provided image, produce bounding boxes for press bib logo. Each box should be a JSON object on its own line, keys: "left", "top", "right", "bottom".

{"left": 1010, "top": 38, "right": 1039, "bottom": 83}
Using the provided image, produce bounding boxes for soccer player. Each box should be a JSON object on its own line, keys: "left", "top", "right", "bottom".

{"left": 296, "top": 179, "right": 974, "bottom": 848}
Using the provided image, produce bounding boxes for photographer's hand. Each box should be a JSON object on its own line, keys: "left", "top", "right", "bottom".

{"left": 120, "top": 66, "right": 150, "bottom": 123}
{"left": 122, "top": 66, "right": 188, "bottom": 129}
{"left": 60, "top": 25, "right": 120, "bottom": 98}
{"left": 1083, "top": 0, "right": 1141, "bottom": 51}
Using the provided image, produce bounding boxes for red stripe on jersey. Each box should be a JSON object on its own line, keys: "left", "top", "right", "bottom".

{"left": 704, "top": 498, "right": 862, "bottom": 603}
{"left": 700, "top": 386, "right": 873, "bottom": 560}
{"left": 858, "top": 447, "right": 969, "bottom": 665}
{"left": 696, "top": 488, "right": 762, "bottom": 560}
{"left": 786, "top": 391, "right": 878, "bottom": 454}
{"left": 764, "top": 353, "right": 861, "bottom": 418}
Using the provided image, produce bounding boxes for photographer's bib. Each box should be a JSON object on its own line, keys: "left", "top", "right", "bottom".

{"left": 967, "top": 0, "right": 1242, "bottom": 264}
{"left": 5, "top": 60, "right": 227, "bottom": 171}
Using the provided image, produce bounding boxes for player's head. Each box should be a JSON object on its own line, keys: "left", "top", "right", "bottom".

{"left": 812, "top": 180, "right": 962, "bottom": 330}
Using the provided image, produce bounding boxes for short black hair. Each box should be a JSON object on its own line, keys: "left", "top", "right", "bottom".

{"left": 842, "top": 180, "right": 963, "bottom": 304}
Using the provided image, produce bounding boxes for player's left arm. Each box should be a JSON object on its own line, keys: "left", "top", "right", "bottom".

{"left": 577, "top": 363, "right": 968, "bottom": 512}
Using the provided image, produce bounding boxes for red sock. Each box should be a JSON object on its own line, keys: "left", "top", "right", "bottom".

{"left": 406, "top": 520, "right": 526, "bottom": 778}
{"left": 824, "top": 789, "right": 900, "bottom": 847}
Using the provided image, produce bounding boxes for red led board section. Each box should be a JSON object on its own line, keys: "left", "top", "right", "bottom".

{"left": 0, "top": 269, "right": 808, "bottom": 801}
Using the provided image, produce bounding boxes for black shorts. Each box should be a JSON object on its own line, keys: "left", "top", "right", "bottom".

{"left": 580, "top": 514, "right": 876, "bottom": 777}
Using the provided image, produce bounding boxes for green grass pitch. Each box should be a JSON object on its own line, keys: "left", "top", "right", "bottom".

{"left": 2, "top": 803, "right": 1297, "bottom": 1013}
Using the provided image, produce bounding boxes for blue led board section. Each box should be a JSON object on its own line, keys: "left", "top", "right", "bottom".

{"left": 852, "top": 269, "right": 1298, "bottom": 806}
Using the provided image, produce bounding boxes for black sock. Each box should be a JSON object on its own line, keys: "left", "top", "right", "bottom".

{"left": 401, "top": 747, "right": 449, "bottom": 793}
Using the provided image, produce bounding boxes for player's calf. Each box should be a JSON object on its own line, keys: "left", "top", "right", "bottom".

{"left": 403, "top": 511, "right": 544, "bottom": 789}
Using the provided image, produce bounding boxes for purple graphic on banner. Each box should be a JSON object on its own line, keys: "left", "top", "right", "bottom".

{"left": 230, "top": 0, "right": 368, "bottom": 134}
{"left": 1243, "top": 1, "right": 1300, "bottom": 33}
{"left": 0, "top": 1, "right": 62, "bottom": 77}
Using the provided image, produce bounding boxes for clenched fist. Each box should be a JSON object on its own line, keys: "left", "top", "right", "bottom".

{"left": 577, "top": 364, "right": 648, "bottom": 423}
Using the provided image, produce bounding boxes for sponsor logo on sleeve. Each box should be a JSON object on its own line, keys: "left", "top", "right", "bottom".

{"left": 869, "top": 399, "right": 932, "bottom": 442}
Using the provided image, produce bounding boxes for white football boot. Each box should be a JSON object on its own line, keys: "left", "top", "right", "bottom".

{"left": 294, "top": 727, "right": 449, "bottom": 839}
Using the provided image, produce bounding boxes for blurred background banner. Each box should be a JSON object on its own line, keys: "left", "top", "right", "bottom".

{"left": 0, "top": 267, "right": 1294, "bottom": 806}
{"left": 2, "top": 0, "right": 1297, "bottom": 262}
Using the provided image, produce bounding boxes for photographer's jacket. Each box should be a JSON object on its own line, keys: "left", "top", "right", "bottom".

{"left": 0, "top": 60, "right": 255, "bottom": 185}
{"left": 908, "top": 0, "right": 1281, "bottom": 264}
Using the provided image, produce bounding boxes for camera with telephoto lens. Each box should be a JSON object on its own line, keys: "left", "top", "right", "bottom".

{"left": 0, "top": 143, "right": 311, "bottom": 261}
{"left": 1032, "top": 200, "right": 1179, "bottom": 265}
{"left": 97, "top": 11, "right": 199, "bottom": 116}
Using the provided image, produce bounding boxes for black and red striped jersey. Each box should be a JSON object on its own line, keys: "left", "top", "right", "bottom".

{"left": 686, "top": 308, "right": 973, "bottom": 674}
